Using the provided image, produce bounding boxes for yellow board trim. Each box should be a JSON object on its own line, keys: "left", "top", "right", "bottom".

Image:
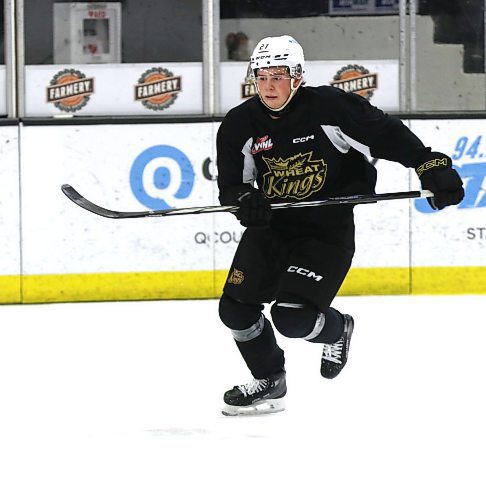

{"left": 339, "top": 267, "right": 411, "bottom": 296}
{"left": 0, "top": 276, "right": 22, "bottom": 303}
{"left": 0, "top": 266, "right": 485, "bottom": 304}
{"left": 20, "top": 271, "right": 220, "bottom": 303}
{"left": 411, "top": 266, "right": 486, "bottom": 295}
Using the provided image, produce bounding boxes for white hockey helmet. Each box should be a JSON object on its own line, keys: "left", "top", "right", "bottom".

{"left": 249, "top": 35, "right": 305, "bottom": 79}
{"left": 248, "top": 35, "right": 305, "bottom": 113}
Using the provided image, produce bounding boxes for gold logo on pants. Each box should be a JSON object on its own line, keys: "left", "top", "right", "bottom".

{"left": 228, "top": 268, "right": 244, "bottom": 285}
{"left": 262, "top": 152, "right": 327, "bottom": 200}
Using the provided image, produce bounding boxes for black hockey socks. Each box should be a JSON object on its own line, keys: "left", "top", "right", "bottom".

{"left": 219, "top": 293, "right": 285, "bottom": 379}
{"left": 306, "top": 307, "right": 345, "bottom": 344}
{"left": 234, "top": 318, "right": 285, "bottom": 380}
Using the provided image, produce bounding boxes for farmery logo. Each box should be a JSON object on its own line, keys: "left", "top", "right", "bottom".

{"left": 414, "top": 161, "right": 486, "bottom": 213}
{"left": 135, "top": 67, "right": 182, "bottom": 111}
{"left": 130, "top": 145, "right": 194, "bottom": 210}
{"left": 47, "top": 69, "right": 94, "bottom": 113}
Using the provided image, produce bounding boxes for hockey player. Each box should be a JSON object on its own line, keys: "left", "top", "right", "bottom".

{"left": 217, "top": 35, "right": 464, "bottom": 416}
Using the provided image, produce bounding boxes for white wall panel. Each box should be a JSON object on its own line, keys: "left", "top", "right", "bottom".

{"left": 353, "top": 157, "right": 411, "bottom": 269}
{"left": 0, "top": 127, "right": 20, "bottom": 274}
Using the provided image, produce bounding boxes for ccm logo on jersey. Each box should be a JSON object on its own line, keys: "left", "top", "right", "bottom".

{"left": 287, "top": 265, "right": 323, "bottom": 281}
{"left": 293, "top": 135, "right": 314, "bottom": 144}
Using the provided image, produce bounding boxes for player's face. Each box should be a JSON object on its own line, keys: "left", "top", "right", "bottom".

{"left": 255, "top": 67, "right": 297, "bottom": 110}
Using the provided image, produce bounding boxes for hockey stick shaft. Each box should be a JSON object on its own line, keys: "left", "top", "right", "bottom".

{"left": 61, "top": 184, "right": 433, "bottom": 219}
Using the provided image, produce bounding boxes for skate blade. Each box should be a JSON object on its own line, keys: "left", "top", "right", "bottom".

{"left": 222, "top": 398, "right": 285, "bottom": 417}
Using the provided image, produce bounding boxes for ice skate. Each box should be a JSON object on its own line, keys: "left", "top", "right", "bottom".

{"left": 320, "top": 314, "right": 354, "bottom": 379}
{"left": 222, "top": 371, "right": 287, "bottom": 416}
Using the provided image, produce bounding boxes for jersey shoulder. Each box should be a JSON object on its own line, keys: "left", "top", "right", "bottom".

{"left": 303, "top": 84, "right": 367, "bottom": 109}
{"left": 304, "top": 84, "right": 344, "bottom": 98}
{"left": 299, "top": 85, "right": 352, "bottom": 123}
{"left": 217, "top": 97, "right": 259, "bottom": 140}
{"left": 222, "top": 96, "right": 260, "bottom": 123}
{"left": 302, "top": 84, "right": 385, "bottom": 126}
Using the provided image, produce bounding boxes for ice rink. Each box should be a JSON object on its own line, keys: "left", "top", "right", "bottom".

{"left": 1, "top": 295, "right": 485, "bottom": 500}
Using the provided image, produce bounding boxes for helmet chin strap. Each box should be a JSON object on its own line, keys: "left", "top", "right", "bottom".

{"left": 257, "top": 78, "right": 302, "bottom": 113}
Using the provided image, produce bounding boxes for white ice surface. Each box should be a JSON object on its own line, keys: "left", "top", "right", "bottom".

{"left": 0, "top": 295, "right": 485, "bottom": 500}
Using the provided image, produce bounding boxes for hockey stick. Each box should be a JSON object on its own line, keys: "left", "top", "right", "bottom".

{"left": 61, "top": 184, "right": 433, "bottom": 219}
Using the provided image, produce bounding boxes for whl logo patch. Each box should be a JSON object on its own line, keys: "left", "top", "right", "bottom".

{"left": 262, "top": 152, "right": 327, "bottom": 200}
{"left": 330, "top": 64, "right": 378, "bottom": 100}
{"left": 251, "top": 135, "right": 273, "bottom": 154}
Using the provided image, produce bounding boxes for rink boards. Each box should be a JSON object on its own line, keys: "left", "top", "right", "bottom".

{"left": 0, "top": 118, "right": 484, "bottom": 303}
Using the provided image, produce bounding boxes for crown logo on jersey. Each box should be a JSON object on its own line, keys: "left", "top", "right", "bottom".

{"left": 262, "top": 152, "right": 327, "bottom": 200}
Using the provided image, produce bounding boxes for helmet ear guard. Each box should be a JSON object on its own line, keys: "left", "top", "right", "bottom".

{"left": 290, "top": 63, "right": 303, "bottom": 80}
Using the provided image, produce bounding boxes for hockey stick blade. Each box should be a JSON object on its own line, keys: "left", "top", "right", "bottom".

{"left": 61, "top": 184, "right": 433, "bottom": 219}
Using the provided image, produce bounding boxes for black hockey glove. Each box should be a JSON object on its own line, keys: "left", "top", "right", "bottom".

{"left": 236, "top": 189, "right": 272, "bottom": 228}
{"left": 415, "top": 152, "right": 464, "bottom": 210}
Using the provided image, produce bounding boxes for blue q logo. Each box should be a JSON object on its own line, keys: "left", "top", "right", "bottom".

{"left": 130, "top": 145, "right": 194, "bottom": 210}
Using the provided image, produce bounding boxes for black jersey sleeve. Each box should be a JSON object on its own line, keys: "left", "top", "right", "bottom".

{"left": 216, "top": 106, "right": 256, "bottom": 206}
{"left": 324, "top": 87, "right": 430, "bottom": 168}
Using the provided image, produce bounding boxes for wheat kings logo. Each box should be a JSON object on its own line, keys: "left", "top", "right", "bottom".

{"left": 47, "top": 69, "right": 94, "bottom": 112}
{"left": 228, "top": 268, "right": 244, "bottom": 285}
{"left": 262, "top": 152, "right": 327, "bottom": 200}
{"left": 330, "top": 64, "right": 378, "bottom": 100}
{"left": 135, "top": 67, "right": 182, "bottom": 111}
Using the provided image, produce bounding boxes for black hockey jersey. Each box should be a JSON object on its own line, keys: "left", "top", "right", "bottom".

{"left": 217, "top": 85, "right": 428, "bottom": 238}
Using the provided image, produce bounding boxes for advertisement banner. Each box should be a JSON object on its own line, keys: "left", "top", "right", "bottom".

{"left": 25, "top": 63, "right": 203, "bottom": 116}
{"left": 329, "top": 0, "right": 399, "bottom": 15}
{"left": 19, "top": 119, "right": 412, "bottom": 301}
{"left": 409, "top": 120, "right": 486, "bottom": 267}
{"left": 220, "top": 59, "right": 399, "bottom": 114}
{"left": 20, "top": 122, "right": 215, "bottom": 274}
{"left": 13, "top": 118, "right": 486, "bottom": 302}
{"left": 19, "top": 122, "right": 218, "bottom": 303}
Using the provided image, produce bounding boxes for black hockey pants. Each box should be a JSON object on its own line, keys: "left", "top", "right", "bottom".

{"left": 219, "top": 226, "right": 354, "bottom": 378}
